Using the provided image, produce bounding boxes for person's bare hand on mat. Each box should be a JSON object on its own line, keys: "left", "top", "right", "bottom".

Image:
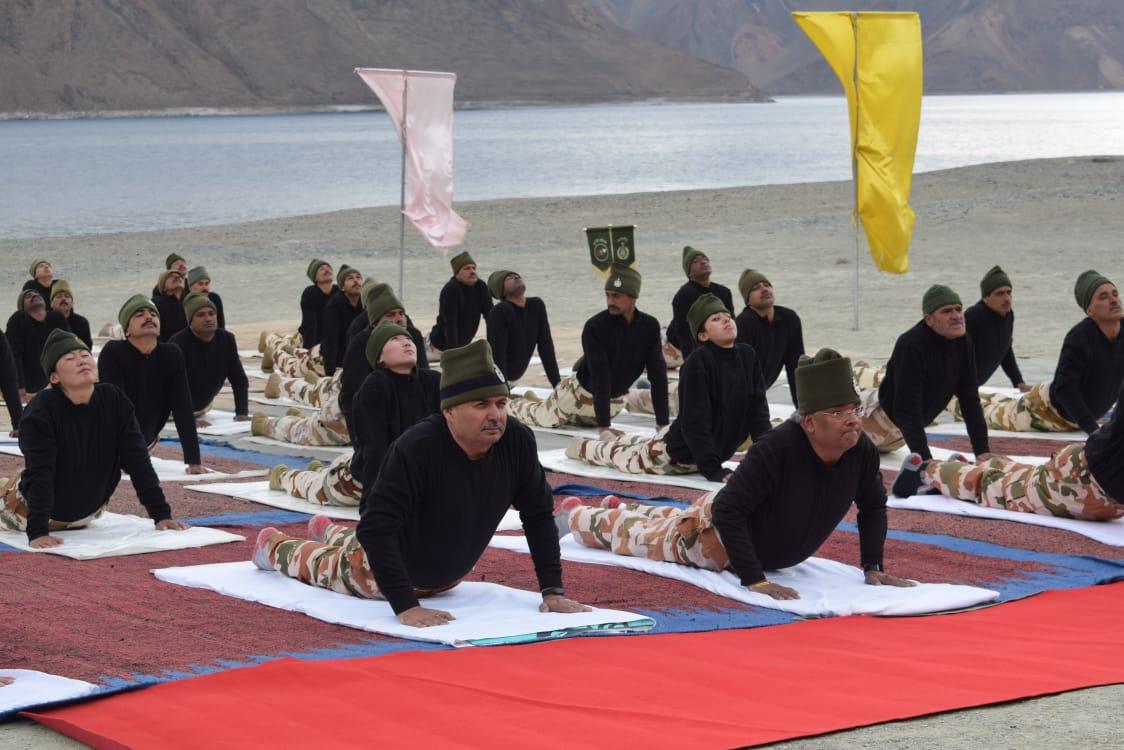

{"left": 399, "top": 606, "right": 456, "bottom": 628}
{"left": 539, "top": 594, "right": 591, "bottom": 614}
{"left": 1016, "top": 382, "right": 1032, "bottom": 393}
{"left": 864, "top": 571, "right": 916, "bottom": 588}
{"left": 29, "top": 535, "right": 64, "bottom": 548}
{"left": 748, "top": 580, "right": 800, "bottom": 600}
{"left": 234, "top": 414, "right": 251, "bottom": 422}
{"left": 156, "top": 519, "right": 189, "bottom": 531}
{"left": 185, "top": 464, "right": 207, "bottom": 475}
{"left": 8, "top": 429, "right": 16, "bottom": 438}
{"left": 195, "top": 419, "right": 211, "bottom": 428}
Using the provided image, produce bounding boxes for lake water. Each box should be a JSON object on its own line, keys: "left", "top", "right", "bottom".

{"left": 2, "top": 93, "right": 1122, "bottom": 239}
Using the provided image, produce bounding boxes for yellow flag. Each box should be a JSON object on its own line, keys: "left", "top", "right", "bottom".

{"left": 793, "top": 11, "right": 923, "bottom": 274}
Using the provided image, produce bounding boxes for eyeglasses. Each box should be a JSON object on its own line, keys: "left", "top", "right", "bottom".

{"left": 822, "top": 406, "right": 866, "bottom": 420}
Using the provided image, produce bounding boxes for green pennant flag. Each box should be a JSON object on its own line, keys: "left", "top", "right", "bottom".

{"left": 585, "top": 225, "right": 636, "bottom": 278}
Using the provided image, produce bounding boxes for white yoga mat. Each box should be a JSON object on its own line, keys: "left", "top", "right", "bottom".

{"left": 249, "top": 395, "right": 317, "bottom": 412}
{"left": 889, "top": 494, "right": 1124, "bottom": 547}
{"left": 242, "top": 436, "right": 352, "bottom": 455}
{"left": 185, "top": 481, "right": 524, "bottom": 532}
{"left": 0, "top": 446, "right": 263, "bottom": 483}
{"left": 926, "top": 421, "right": 1086, "bottom": 442}
{"left": 0, "top": 512, "right": 244, "bottom": 560}
{"left": 163, "top": 409, "right": 252, "bottom": 437}
{"left": 153, "top": 562, "right": 654, "bottom": 647}
{"left": 538, "top": 448, "right": 728, "bottom": 491}
{"left": 878, "top": 446, "right": 1049, "bottom": 472}
{"left": 491, "top": 535, "right": 998, "bottom": 617}
{"left": 244, "top": 366, "right": 271, "bottom": 380}
{"left": 238, "top": 349, "right": 263, "bottom": 359}
{"left": 0, "top": 670, "right": 99, "bottom": 714}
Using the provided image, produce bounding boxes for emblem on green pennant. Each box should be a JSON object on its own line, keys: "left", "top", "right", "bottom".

{"left": 585, "top": 225, "right": 636, "bottom": 278}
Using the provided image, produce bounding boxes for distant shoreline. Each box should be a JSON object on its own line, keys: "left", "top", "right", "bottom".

{"left": 5, "top": 88, "right": 1123, "bottom": 122}
{"left": 0, "top": 93, "right": 773, "bottom": 122}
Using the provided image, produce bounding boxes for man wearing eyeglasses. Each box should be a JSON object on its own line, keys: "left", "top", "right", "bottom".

{"left": 862, "top": 285, "right": 992, "bottom": 461}
{"left": 559, "top": 348, "right": 913, "bottom": 600}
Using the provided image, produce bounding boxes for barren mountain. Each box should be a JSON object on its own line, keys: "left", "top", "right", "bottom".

{"left": 0, "top": 0, "right": 764, "bottom": 115}
{"left": 590, "top": 0, "right": 1124, "bottom": 93}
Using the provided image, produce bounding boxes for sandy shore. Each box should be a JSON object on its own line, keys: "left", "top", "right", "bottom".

{"left": 4, "top": 156, "right": 1122, "bottom": 386}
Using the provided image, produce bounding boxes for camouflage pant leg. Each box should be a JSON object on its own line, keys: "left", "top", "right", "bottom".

{"left": 623, "top": 382, "right": 680, "bottom": 417}
{"left": 266, "top": 527, "right": 379, "bottom": 598}
{"left": 506, "top": 375, "right": 624, "bottom": 428}
{"left": 279, "top": 373, "right": 341, "bottom": 408}
{"left": 972, "top": 381, "right": 1079, "bottom": 432}
{"left": 567, "top": 427, "right": 696, "bottom": 476}
{"left": 568, "top": 491, "right": 728, "bottom": 570}
{"left": 858, "top": 388, "right": 906, "bottom": 452}
{"left": 278, "top": 451, "right": 361, "bottom": 506}
{"left": 852, "top": 362, "right": 886, "bottom": 390}
{"left": 1, "top": 477, "right": 106, "bottom": 532}
{"left": 923, "top": 445, "right": 1124, "bottom": 521}
{"left": 265, "top": 399, "right": 350, "bottom": 446}
{"left": 273, "top": 347, "right": 326, "bottom": 379}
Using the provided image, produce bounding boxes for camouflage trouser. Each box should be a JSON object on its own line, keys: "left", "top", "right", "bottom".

{"left": 858, "top": 388, "right": 906, "bottom": 453}
{"left": 264, "top": 522, "right": 460, "bottom": 600}
{"left": 852, "top": 361, "right": 886, "bottom": 391}
{"left": 0, "top": 475, "right": 106, "bottom": 532}
{"left": 506, "top": 375, "right": 625, "bottom": 428}
{"left": 565, "top": 426, "right": 696, "bottom": 476}
{"left": 623, "top": 383, "right": 680, "bottom": 418}
{"left": 278, "top": 452, "right": 362, "bottom": 506}
{"left": 276, "top": 372, "right": 341, "bottom": 408}
{"left": 956, "top": 381, "right": 1078, "bottom": 432}
{"left": 922, "top": 445, "right": 1124, "bottom": 521}
{"left": 265, "top": 332, "right": 325, "bottom": 379}
{"left": 568, "top": 491, "right": 728, "bottom": 570}
{"left": 264, "top": 399, "right": 350, "bottom": 446}
{"left": 663, "top": 343, "right": 684, "bottom": 370}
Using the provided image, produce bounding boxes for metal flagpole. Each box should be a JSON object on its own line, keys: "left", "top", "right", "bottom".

{"left": 398, "top": 70, "right": 408, "bottom": 300}
{"left": 851, "top": 13, "right": 861, "bottom": 332}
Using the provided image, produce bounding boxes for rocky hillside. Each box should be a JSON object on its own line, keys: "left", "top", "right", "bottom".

{"left": 590, "top": 0, "right": 1124, "bottom": 93}
{"left": 0, "top": 0, "right": 765, "bottom": 115}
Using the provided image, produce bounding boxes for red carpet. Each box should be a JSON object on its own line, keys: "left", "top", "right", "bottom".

{"left": 29, "top": 583, "right": 1124, "bottom": 750}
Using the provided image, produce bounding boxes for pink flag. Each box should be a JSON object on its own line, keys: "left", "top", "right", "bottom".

{"left": 355, "top": 68, "right": 469, "bottom": 249}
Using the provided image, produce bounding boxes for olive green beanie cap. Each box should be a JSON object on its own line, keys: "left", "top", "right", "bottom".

{"left": 118, "top": 294, "right": 159, "bottom": 329}
{"left": 40, "top": 328, "right": 89, "bottom": 378}
{"left": 164, "top": 253, "right": 185, "bottom": 269}
{"left": 336, "top": 264, "right": 360, "bottom": 289}
{"left": 922, "top": 285, "right": 962, "bottom": 315}
{"left": 450, "top": 251, "right": 475, "bottom": 275}
{"left": 687, "top": 293, "right": 731, "bottom": 340}
{"left": 365, "top": 321, "right": 411, "bottom": 369}
{"left": 50, "top": 280, "right": 73, "bottom": 301}
{"left": 795, "top": 348, "right": 860, "bottom": 415}
{"left": 439, "top": 339, "right": 509, "bottom": 410}
{"left": 183, "top": 291, "right": 216, "bottom": 322}
{"left": 488, "top": 270, "right": 516, "bottom": 300}
{"left": 604, "top": 264, "right": 641, "bottom": 298}
{"left": 157, "top": 269, "right": 183, "bottom": 294}
{"left": 979, "top": 265, "right": 1012, "bottom": 297}
{"left": 306, "top": 258, "right": 330, "bottom": 283}
{"left": 16, "top": 288, "right": 40, "bottom": 312}
{"left": 1075, "top": 270, "right": 1113, "bottom": 311}
{"left": 186, "top": 266, "right": 210, "bottom": 287}
{"left": 365, "top": 283, "right": 404, "bottom": 325}
{"left": 738, "top": 269, "right": 770, "bottom": 304}
{"left": 681, "top": 246, "right": 706, "bottom": 277}
{"left": 29, "top": 259, "right": 50, "bottom": 278}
